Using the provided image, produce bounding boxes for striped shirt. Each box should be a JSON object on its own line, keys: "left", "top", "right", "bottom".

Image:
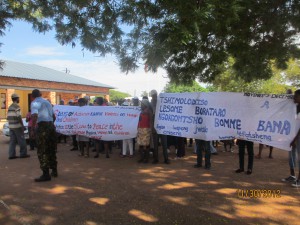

{"left": 7, "top": 103, "right": 22, "bottom": 129}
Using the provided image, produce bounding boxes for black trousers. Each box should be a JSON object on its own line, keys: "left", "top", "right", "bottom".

{"left": 238, "top": 140, "right": 254, "bottom": 171}
{"left": 72, "top": 135, "right": 78, "bottom": 148}
{"left": 176, "top": 137, "right": 185, "bottom": 157}
{"left": 153, "top": 132, "right": 168, "bottom": 162}
{"left": 195, "top": 139, "right": 211, "bottom": 168}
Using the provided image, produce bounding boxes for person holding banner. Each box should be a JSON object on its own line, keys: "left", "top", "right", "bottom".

{"left": 235, "top": 140, "right": 254, "bottom": 175}
{"left": 69, "top": 99, "right": 78, "bottom": 151}
{"left": 194, "top": 139, "right": 211, "bottom": 169}
{"left": 121, "top": 101, "right": 134, "bottom": 158}
{"left": 150, "top": 90, "right": 170, "bottom": 164}
{"left": 132, "top": 96, "right": 140, "bottom": 154}
{"left": 176, "top": 137, "right": 186, "bottom": 158}
{"left": 287, "top": 89, "right": 300, "bottom": 187}
{"left": 137, "top": 99, "right": 153, "bottom": 163}
{"left": 94, "top": 97, "right": 110, "bottom": 159}
{"left": 77, "top": 98, "right": 90, "bottom": 157}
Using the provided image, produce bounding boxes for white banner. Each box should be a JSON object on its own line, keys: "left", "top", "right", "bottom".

{"left": 154, "top": 92, "right": 298, "bottom": 151}
{"left": 53, "top": 106, "right": 140, "bottom": 141}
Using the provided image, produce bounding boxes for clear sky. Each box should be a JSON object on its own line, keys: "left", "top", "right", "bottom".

{"left": 0, "top": 21, "right": 169, "bottom": 97}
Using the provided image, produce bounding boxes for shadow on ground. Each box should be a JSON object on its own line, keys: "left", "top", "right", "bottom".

{"left": 0, "top": 136, "right": 299, "bottom": 225}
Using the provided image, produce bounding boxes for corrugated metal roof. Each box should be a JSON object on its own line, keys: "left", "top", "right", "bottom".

{"left": 0, "top": 60, "right": 114, "bottom": 89}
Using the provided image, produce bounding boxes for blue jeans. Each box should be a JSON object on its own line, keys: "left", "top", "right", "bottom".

{"left": 289, "top": 135, "right": 300, "bottom": 169}
{"left": 9, "top": 128, "right": 27, "bottom": 157}
{"left": 195, "top": 139, "right": 211, "bottom": 168}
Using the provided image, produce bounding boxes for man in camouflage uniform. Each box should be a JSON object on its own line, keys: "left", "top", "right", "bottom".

{"left": 30, "top": 89, "right": 57, "bottom": 182}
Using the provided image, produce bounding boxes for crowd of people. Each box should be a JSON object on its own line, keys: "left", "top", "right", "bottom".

{"left": 5, "top": 88, "right": 300, "bottom": 188}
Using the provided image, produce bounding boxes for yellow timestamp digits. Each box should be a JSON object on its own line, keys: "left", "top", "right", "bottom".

{"left": 236, "top": 189, "right": 281, "bottom": 198}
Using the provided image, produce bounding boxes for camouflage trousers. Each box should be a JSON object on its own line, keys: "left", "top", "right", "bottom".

{"left": 36, "top": 122, "right": 57, "bottom": 170}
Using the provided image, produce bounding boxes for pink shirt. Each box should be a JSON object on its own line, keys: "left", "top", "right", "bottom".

{"left": 26, "top": 112, "right": 33, "bottom": 127}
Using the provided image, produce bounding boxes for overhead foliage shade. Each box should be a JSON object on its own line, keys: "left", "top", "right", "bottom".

{"left": 0, "top": 0, "right": 299, "bottom": 83}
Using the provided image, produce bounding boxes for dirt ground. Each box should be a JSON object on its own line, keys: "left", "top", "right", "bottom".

{"left": 0, "top": 135, "right": 299, "bottom": 225}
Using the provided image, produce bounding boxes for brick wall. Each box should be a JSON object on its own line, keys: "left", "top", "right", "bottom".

{"left": 2, "top": 89, "right": 31, "bottom": 119}
{"left": 58, "top": 93, "right": 88, "bottom": 104}
{"left": 0, "top": 76, "right": 112, "bottom": 119}
{"left": 59, "top": 93, "right": 78, "bottom": 104}
{"left": 1, "top": 77, "right": 110, "bottom": 94}
{"left": 6, "top": 89, "right": 15, "bottom": 107}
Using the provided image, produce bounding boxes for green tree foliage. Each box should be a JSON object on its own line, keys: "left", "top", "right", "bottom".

{"left": 164, "top": 81, "right": 207, "bottom": 93}
{"left": 283, "top": 58, "right": 300, "bottom": 88}
{"left": 1, "top": 1, "right": 300, "bottom": 83}
{"left": 210, "top": 58, "right": 298, "bottom": 93}
{"left": 109, "top": 89, "right": 130, "bottom": 104}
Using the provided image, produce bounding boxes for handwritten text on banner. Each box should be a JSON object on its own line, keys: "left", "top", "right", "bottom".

{"left": 155, "top": 92, "right": 297, "bottom": 151}
{"left": 53, "top": 106, "right": 140, "bottom": 141}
